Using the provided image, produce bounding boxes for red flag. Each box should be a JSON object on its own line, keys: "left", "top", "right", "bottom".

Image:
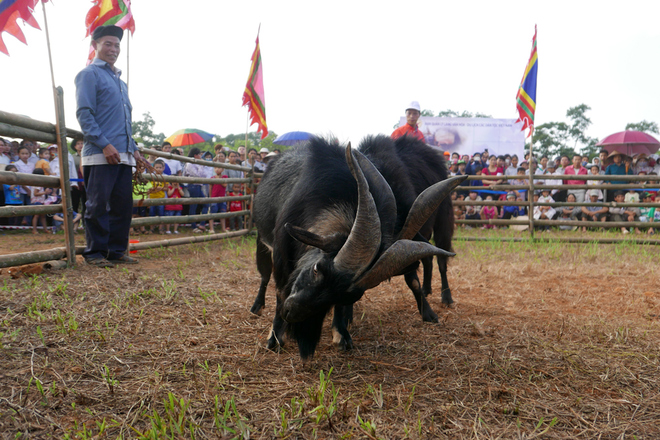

{"left": 0, "top": 0, "right": 45, "bottom": 56}
{"left": 242, "top": 32, "right": 268, "bottom": 140}
{"left": 84, "top": 0, "right": 135, "bottom": 65}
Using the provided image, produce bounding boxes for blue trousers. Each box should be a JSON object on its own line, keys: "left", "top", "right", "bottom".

{"left": 83, "top": 164, "right": 133, "bottom": 260}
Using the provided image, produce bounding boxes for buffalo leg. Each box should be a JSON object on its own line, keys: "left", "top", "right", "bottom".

{"left": 331, "top": 304, "right": 354, "bottom": 351}
{"left": 250, "top": 237, "right": 272, "bottom": 316}
{"left": 404, "top": 271, "right": 438, "bottom": 323}
{"left": 437, "top": 256, "right": 453, "bottom": 306}
{"left": 420, "top": 256, "right": 433, "bottom": 297}
{"left": 266, "top": 296, "right": 287, "bottom": 352}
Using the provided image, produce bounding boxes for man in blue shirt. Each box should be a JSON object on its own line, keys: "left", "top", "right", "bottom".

{"left": 75, "top": 25, "right": 141, "bottom": 267}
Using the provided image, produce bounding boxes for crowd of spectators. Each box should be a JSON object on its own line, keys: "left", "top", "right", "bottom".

{"left": 1, "top": 137, "right": 278, "bottom": 234}
{"left": 449, "top": 149, "right": 660, "bottom": 234}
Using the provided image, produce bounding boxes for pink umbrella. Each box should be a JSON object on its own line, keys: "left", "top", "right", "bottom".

{"left": 596, "top": 130, "right": 660, "bottom": 156}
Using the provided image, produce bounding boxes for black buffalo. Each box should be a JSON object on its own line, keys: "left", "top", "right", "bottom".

{"left": 251, "top": 135, "right": 465, "bottom": 359}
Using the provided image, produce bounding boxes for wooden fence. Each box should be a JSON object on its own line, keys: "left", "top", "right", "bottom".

{"left": 453, "top": 173, "right": 660, "bottom": 245}
{"left": 0, "top": 108, "right": 262, "bottom": 268}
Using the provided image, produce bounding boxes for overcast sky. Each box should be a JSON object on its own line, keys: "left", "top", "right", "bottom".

{"left": 2, "top": 1, "right": 659, "bottom": 148}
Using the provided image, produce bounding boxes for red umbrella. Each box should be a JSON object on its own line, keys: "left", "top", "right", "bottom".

{"left": 596, "top": 130, "right": 660, "bottom": 156}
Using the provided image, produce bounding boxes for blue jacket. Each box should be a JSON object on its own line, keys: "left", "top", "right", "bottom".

{"left": 75, "top": 59, "right": 136, "bottom": 158}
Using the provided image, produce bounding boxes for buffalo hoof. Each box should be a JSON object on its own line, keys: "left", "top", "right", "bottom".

{"left": 250, "top": 303, "right": 264, "bottom": 316}
{"left": 266, "top": 336, "right": 283, "bottom": 352}
{"left": 421, "top": 309, "right": 439, "bottom": 323}
{"left": 332, "top": 327, "right": 354, "bottom": 351}
{"left": 441, "top": 289, "right": 454, "bottom": 306}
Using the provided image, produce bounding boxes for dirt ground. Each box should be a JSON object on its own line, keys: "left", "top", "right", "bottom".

{"left": 1, "top": 229, "right": 659, "bottom": 439}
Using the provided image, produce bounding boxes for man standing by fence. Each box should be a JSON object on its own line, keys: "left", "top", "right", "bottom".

{"left": 75, "top": 25, "right": 140, "bottom": 268}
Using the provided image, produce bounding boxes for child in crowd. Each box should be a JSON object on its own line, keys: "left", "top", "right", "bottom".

{"left": 624, "top": 188, "right": 640, "bottom": 204}
{"left": 534, "top": 190, "right": 556, "bottom": 231}
{"left": 51, "top": 211, "right": 83, "bottom": 234}
{"left": 609, "top": 191, "right": 638, "bottom": 234}
{"left": 14, "top": 146, "right": 35, "bottom": 218}
{"left": 131, "top": 181, "right": 148, "bottom": 235}
{"left": 500, "top": 192, "right": 521, "bottom": 221}
{"left": 209, "top": 166, "right": 229, "bottom": 233}
{"left": 29, "top": 169, "right": 51, "bottom": 234}
{"left": 587, "top": 164, "right": 604, "bottom": 201}
{"left": 165, "top": 182, "right": 183, "bottom": 234}
{"left": 558, "top": 193, "right": 581, "bottom": 231}
{"left": 639, "top": 192, "right": 656, "bottom": 235}
{"left": 464, "top": 190, "right": 482, "bottom": 225}
{"left": 480, "top": 195, "right": 498, "bottom": 229}
{"left": 510, "top": 167, "right": 528, "bottom": 201}
{"left": 2, "top": 165, "right": 23, "bottom": 225}
{"left": 227, "top": 183, "right": 244, "bottom": 231}
{"left": 580, "top": 190, "right": 608, "bottom": 232}
{"left": 451, "top": 192, "right": 465, "bottom": 227}
{"left": 147, "top": 160, "right": 167, "bottom": 234}
{"left": 34, "top": 147, "right": 52, "bottom": 175}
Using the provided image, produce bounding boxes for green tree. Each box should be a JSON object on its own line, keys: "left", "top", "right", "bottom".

{"left": 532, "top": 122, "right": 574, "bottom": 159}
{"left": 566, "top": 104, "right": 592, "bottom": 150}
{"left": 625, "top": 120, "right": 659, "bottom": 134}
{"left": 131, "top": 112, "right": 165, "bottom": 147}
{"left": 435, "top": 109, "right": 492, "bottom": 118}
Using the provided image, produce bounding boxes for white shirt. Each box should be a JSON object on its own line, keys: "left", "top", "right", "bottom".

{"left": 162, "top": 158, "right": 182, "bottom": 175}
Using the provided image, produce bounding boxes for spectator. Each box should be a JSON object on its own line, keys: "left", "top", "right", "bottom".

{"left": 538, "top": 155, "right": 549, "bottom": 174}
{"left": 14, "top": 146, "right": 35, "bottom": 217}
{"left": 2, "top": 165, "right": 23, "bottom": 225}
{"left": 564, "top": 154, "right": 588, "bottom": 203}
{"left": 609, "top": 190, "right": 637, "bottom": 234}
{"left": 510, "top": 167, "right": 528, "bottom": 201}
{"left": 604, "top": 151, "right": 634, "bottom": 202}
{"left": 556, "top": 155, "right": 570, "bottom": 174}
{"left": 20, "top": 140, "right": 39, "bottom": 165}
{"left": 147, "top": 160, "right": 167, "bottom": 234}
{"left": 505, "top": 154, "right": 519, "bottom": 176}
{"left": 215, "top": 150, "right": 227, "bottom": 164}
{"left": 586, "top": 164, "right": 604, "bottom": 201}
{"left": 465, "top": 153, "right": 482, "bottom": 175}
{"left": 633, "top": 154, "right": 652, "bottom": 174}
{"left": 500, "top": 192, "right": 521, "bottom": 221}
{"left": 639, "top": 192, "right": 656, "bottom": 235}
{"left": 259, "top": 147, "right": 270, "bottom": 162}
{"left": 480, "top": 195, "right": 498, "bottom": 229}
{"left": 237, "top": 146, "right": 246, "bottom": 163}
{"left": 464, "top": 190, "right": 482, "bottom": 225}
{"left": 519, "top": 160, "right": 529, "bottom": 171}
{"left": 165, "top": 182, "right": 183, "bottom": 234}
{"left": 225, "top": 150, "right": 245, "bottom": 231}
{"left": 242, "top": 147, "right": 265, "bottom": 172}
{"left": 534, "top": 189, "right": 556, "bottom": 230}
{"left": 544, "top": 162, "right": 562, "bottom": 199}
{"left": 161, "top": 142, "right": 182, "bottom": 176}
{"left": 580, "top": 190, "right": 608, "bottom": 232}
{"left": 34, "top": 147, "right": 52, "bottom": 175}
{"left": 69, "top": 138, "right": 86, "bottom": 217}
{"left": 29, "top": 169, "right": 51, "bottom": 234}
{"left": 558, "top": 193, "right": 582, "bottom": 230}
{"left": 182, "top": 147, "right": 209, "bottom": 233}
{"left": 208, "top": 164, "right": 228, "bottom": 233}
{"left": 451, "top": 192, "right": 465, "bottom": 227}
{"left": 598, "top": 149, "right": 609, "bottom": 172}
{"left": 51, "top": 211, "right": 83, "bottom": 234}
{"left": 0, "top": 137, "right": 11, "bottom": 165}
{"left": 131, "top": 181, "right": 148, "bottom": 235}
{"left": 391, "top": 101, "right": 425, "bottom": 141}
{"left": 481, "top": 156, "right": 504, "bottom": 186}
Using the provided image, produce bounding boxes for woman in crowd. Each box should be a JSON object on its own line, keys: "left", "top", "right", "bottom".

{"left": 183, "top": 148, "right": 209, "bottom": 233}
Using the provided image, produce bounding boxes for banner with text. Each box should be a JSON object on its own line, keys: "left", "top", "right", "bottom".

{"left": 399, "top": 117, "right": 526, "bottom": 159}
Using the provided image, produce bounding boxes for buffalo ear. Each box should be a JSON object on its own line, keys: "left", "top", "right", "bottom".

{"left": 285, "top": 223, "right": 344, "bottom": 253}
{"left": 354, "top": 240, "right": 455, "bottom": 290}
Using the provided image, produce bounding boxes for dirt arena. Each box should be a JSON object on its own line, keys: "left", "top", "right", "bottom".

{"left": 1, "top": 229, "right": 659, "bottom": 439}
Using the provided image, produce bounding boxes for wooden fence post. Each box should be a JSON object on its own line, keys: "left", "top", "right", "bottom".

{"left": 54, "top": 87, "right": 76, "bottom": 267}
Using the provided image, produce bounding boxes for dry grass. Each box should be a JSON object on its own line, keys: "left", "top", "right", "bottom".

{"left": 1, "top": 231, "right": 659, "bottom": 439}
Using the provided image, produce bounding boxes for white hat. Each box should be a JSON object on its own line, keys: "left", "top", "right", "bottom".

{"left": 406, "top": 101, "right": 421, "bottom": 112}
{"left": 259, "top": 147, "right": 269, "bottom": 153}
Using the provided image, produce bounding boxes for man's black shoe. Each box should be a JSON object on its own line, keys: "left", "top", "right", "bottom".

{"left": 108, "top": 255, "right": 139, "bottom": 265}
{"left": 85, "top": 258, "right": 115, "bottom": 268}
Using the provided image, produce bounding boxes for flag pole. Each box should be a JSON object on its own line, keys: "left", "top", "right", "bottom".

{"left": 41, "top": 0, "right": 76, "bottom": 265}
{"left": 528, "top": 126, "right": 535, "bottom": 241}
{"left": 126, "top": 33, "right": 130, "bottom": 92}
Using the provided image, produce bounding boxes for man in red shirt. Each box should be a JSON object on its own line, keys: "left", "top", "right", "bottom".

{"left": 391, "top": 101, "right": 425, "bottom": 141}
{"left": 563, "top": 154, "right": 588, "bottom": 202}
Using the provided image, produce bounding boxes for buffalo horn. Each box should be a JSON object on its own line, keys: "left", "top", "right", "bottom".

{"left": 353, "top": 149, "right": 397, "bottom": 244}
{"left": 334, "top": 144, "right": 381, "bottom": 279}
{"left": 398, "top": 175, "right": 468, "bottom": 240}
{"left": 355, "top": 240, "right": 455, "bottom": 290}
{"left": 285, "top": 223, "right": 344, "bottom": 253}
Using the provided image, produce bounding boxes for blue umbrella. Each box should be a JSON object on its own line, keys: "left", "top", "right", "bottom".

{"left": 273, "top": 131, "right": 313, "bottom": 146}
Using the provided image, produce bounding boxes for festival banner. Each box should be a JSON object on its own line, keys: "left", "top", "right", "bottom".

{"left": 516, "top": 25, "right": 538, "bottom": 137}
{"left": 399, "top": 116, "right": 526, "bottom": 159}
{"left": 242, "top": 32, "right": 268, "bottom": 139}
{"left": 84, "top": 0, "right": 135, "bottom": 64}
{"left": 0, "top": 0, "right": 45, "bottom": 56}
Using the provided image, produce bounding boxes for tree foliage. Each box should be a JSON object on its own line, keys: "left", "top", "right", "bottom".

{"left": 435, "top": 110, "right": 492, "bottom": 118}
{"left": 532, "top": 104, "right": 600, "bottom": 159}
{"left": 625, "top": 120, "right": 659, "bottom": 134}
{"left": 131, "top": 112, "right": 165, "bottom": 147}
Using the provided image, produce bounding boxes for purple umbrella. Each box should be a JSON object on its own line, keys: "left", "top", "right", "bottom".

{"left": 273, "top": 131, "right": 313, "bottom": 146}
